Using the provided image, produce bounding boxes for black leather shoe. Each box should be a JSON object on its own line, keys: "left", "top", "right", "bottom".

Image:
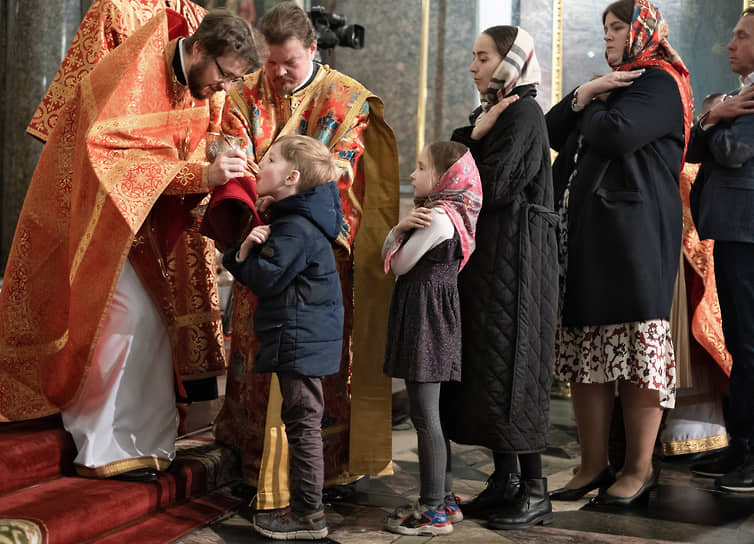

{"left": 691, "top": 447, "right": 746, "bottom": 478}
{"left": 590, "top": 468, "right": 658, "bottom": 507}
{"left": 549, "top": 466, "right": 615, "bottom": 501}
{"left": 717, "top": 459, "right": 754, "bottom": 492}
{"left": 111, "top": 468, "right": 159, "bottom": 482}
{"left": 461, "top": 472, "right": 520, "bottom": 519}
{"left": 487, "top": 477, "right": 553, "bottom": 530}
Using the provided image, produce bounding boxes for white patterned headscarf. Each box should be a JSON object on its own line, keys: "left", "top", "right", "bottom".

{"left": 478, "top": 27, "right": 541, "bottom": 116}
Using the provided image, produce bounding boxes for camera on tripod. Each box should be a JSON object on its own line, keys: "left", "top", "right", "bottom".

{"left": 308, "top": 6, "right": 364, "bottom": 50}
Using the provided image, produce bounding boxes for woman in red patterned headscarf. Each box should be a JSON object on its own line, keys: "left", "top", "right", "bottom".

{"left": 546, "top": 0, "right": 693, "bottom": 506}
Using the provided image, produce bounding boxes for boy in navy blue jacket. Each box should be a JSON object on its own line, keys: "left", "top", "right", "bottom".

{"left": 223, "top": 134, "right": 344, "bottom": 541}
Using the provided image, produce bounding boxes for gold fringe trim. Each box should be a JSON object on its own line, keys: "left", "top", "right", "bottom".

{"left": 75, "top": 456, "right": 172, "bottom": 478}
{"left": 662, "top": 433, "right": 728, "bottom": 456}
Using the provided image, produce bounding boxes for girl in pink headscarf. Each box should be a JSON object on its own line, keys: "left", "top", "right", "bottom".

{"left": 382, "top": 141, "right": 481, "bottom": 536}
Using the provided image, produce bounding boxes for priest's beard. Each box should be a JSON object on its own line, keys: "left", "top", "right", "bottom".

{"left": 187, "top": 57, "right": 219, "bottom": 100}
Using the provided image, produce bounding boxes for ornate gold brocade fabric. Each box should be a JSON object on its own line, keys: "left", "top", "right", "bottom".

{"left": 679, "top": 162, "right": 732, "bottom": 377}
{"left": 0, "top": 12, "right": 219, "bottom": 421}
{"left": 26, "top": 0, "right": 206, "bottom": 143}
{"left": 22, "top": 0, "right": 226, "bottom": 400}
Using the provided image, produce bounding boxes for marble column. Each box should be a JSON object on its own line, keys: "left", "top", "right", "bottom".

{"left": 1, "top": 0, "right": 85, "bottom": 273}
{"left": 560, "top": 3, "right": 609, "bottom": 102}
{"left": 519, "top": 0, "right": 554, "bottom": 112}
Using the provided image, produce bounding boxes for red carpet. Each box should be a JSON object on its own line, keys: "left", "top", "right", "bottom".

{"left": 92, "top": 492, "right": 241, "bottom": 543}
{"left": 0, "top": 416, "right": 76, "bottom": 496}
{"left": 0, "top": 418, "right": 242, "bottom": 543}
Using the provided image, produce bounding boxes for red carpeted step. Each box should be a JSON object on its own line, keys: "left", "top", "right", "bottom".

{"left": 0, "top": 439, "right": 240, "bottom": 544}
{"left": 0, "top": 416, "right": 76, "bottom": 496}
{"left": 90, "top": 490, "right": 242, "bottom": 543}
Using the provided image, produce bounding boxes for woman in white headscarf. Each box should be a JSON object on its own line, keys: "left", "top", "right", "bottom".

{"left": 440, "top": 25, "right": 559, "bottom": 530}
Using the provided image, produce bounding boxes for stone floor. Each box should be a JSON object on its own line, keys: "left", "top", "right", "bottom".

{"left": 175, "top": 397, "right": 754, "bottom": 544}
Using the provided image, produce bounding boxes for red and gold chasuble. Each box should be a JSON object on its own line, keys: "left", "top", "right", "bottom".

{"left": 27, "top": 0, "right": 206, "bottom": 142}
{"left": 22, "top": 0, "right": 226, "bottom": 398}
{"left": 679, "top": 163, "right": 732, "bottom": 376}
{"left": 214, "top": 65, "right": 399, "bottom": 508}
{"left": 0, "top": 12, "right": 218, "bottom": 420}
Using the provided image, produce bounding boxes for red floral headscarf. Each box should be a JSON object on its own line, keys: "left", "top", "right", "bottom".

{"left": 612, "top": 0, "right": 694, "bottom": 163}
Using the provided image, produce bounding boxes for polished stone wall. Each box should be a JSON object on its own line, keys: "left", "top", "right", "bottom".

{"left": 325, "top": 0, "right": 479, "bottom": 182}
{"left": 669, "top": 0, "right": 740, "bottom": 102}
{"left": 559, "top": 1, "right": 740, "bottom": 112}
{"left": 1, "top": 0, "right": 89, "bottom": 273}
{"left": 1, "top": 4, "right": 6, "bottom": 263}
{"left": 520, "top": 0, "right": 554, "bottom": 112}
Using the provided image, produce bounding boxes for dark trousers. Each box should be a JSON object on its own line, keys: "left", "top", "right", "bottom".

{"left": 714, "top": 241, "right": 754, "bottom": 452}
{"left": 277, "top": 372, "right": 325, "bottom": 514}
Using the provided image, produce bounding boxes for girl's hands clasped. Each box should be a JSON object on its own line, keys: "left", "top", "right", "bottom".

{"left": 394, "top": 207, "right": 434, "bottom": 234}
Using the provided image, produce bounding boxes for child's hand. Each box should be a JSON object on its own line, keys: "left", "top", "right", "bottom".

{"left": 395, "top": 207, "right": 433, "bottom": 234}
{"left": 238, "top": 225, "right": 271, "bottom": 260}
{"left": 256, "top": 195, "right": 275, "bottom": 214}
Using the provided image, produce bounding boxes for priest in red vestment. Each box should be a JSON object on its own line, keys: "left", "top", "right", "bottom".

{"left": 26, "top": 0, "right": 230, "bottom": 415}
{"left": 0, "top": 9, "right": 261, "bottom": 482}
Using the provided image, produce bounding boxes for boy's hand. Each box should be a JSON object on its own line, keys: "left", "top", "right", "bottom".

{"left": 238, "top": 225, "right": 271, "bottom": 260}
{"left": 255, "top": 195, "right": 275, "bottom": 217}
{"left": 395, "top": 207, "right": 433, "bottom": 234}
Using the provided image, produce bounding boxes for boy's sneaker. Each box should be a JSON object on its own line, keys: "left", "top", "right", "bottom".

{"left": 385, "top": 501, "right": 453, "bottom": 536}
{"left": 253, "top": 507, "right": 328, "bottom": 540}
{"left": 444, "top": 494, "right": 463, "bottom": 523}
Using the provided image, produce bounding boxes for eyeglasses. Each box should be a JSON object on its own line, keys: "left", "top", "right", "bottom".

{"left": 213, "top": 57, "right": 244, "bottom": 84}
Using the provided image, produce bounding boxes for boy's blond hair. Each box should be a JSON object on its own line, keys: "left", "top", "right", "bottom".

{"left": 275, "top": 135, "right": 340, "bottom": 193}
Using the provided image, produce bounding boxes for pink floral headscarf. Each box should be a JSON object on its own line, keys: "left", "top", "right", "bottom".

{"left": 384, "top": 150, "right": 482, "bottom": 273}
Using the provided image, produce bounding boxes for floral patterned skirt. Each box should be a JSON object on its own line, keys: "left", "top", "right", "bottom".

{"left": 554, "top": 320, "right": 676, "bottom": 408}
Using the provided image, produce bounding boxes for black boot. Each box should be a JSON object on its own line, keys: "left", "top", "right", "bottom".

{"left": 461, "top": 472, "right": 520, "bottom": 519}
{"left": 487, "top": 477, "right": 553, "bottom": 530}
